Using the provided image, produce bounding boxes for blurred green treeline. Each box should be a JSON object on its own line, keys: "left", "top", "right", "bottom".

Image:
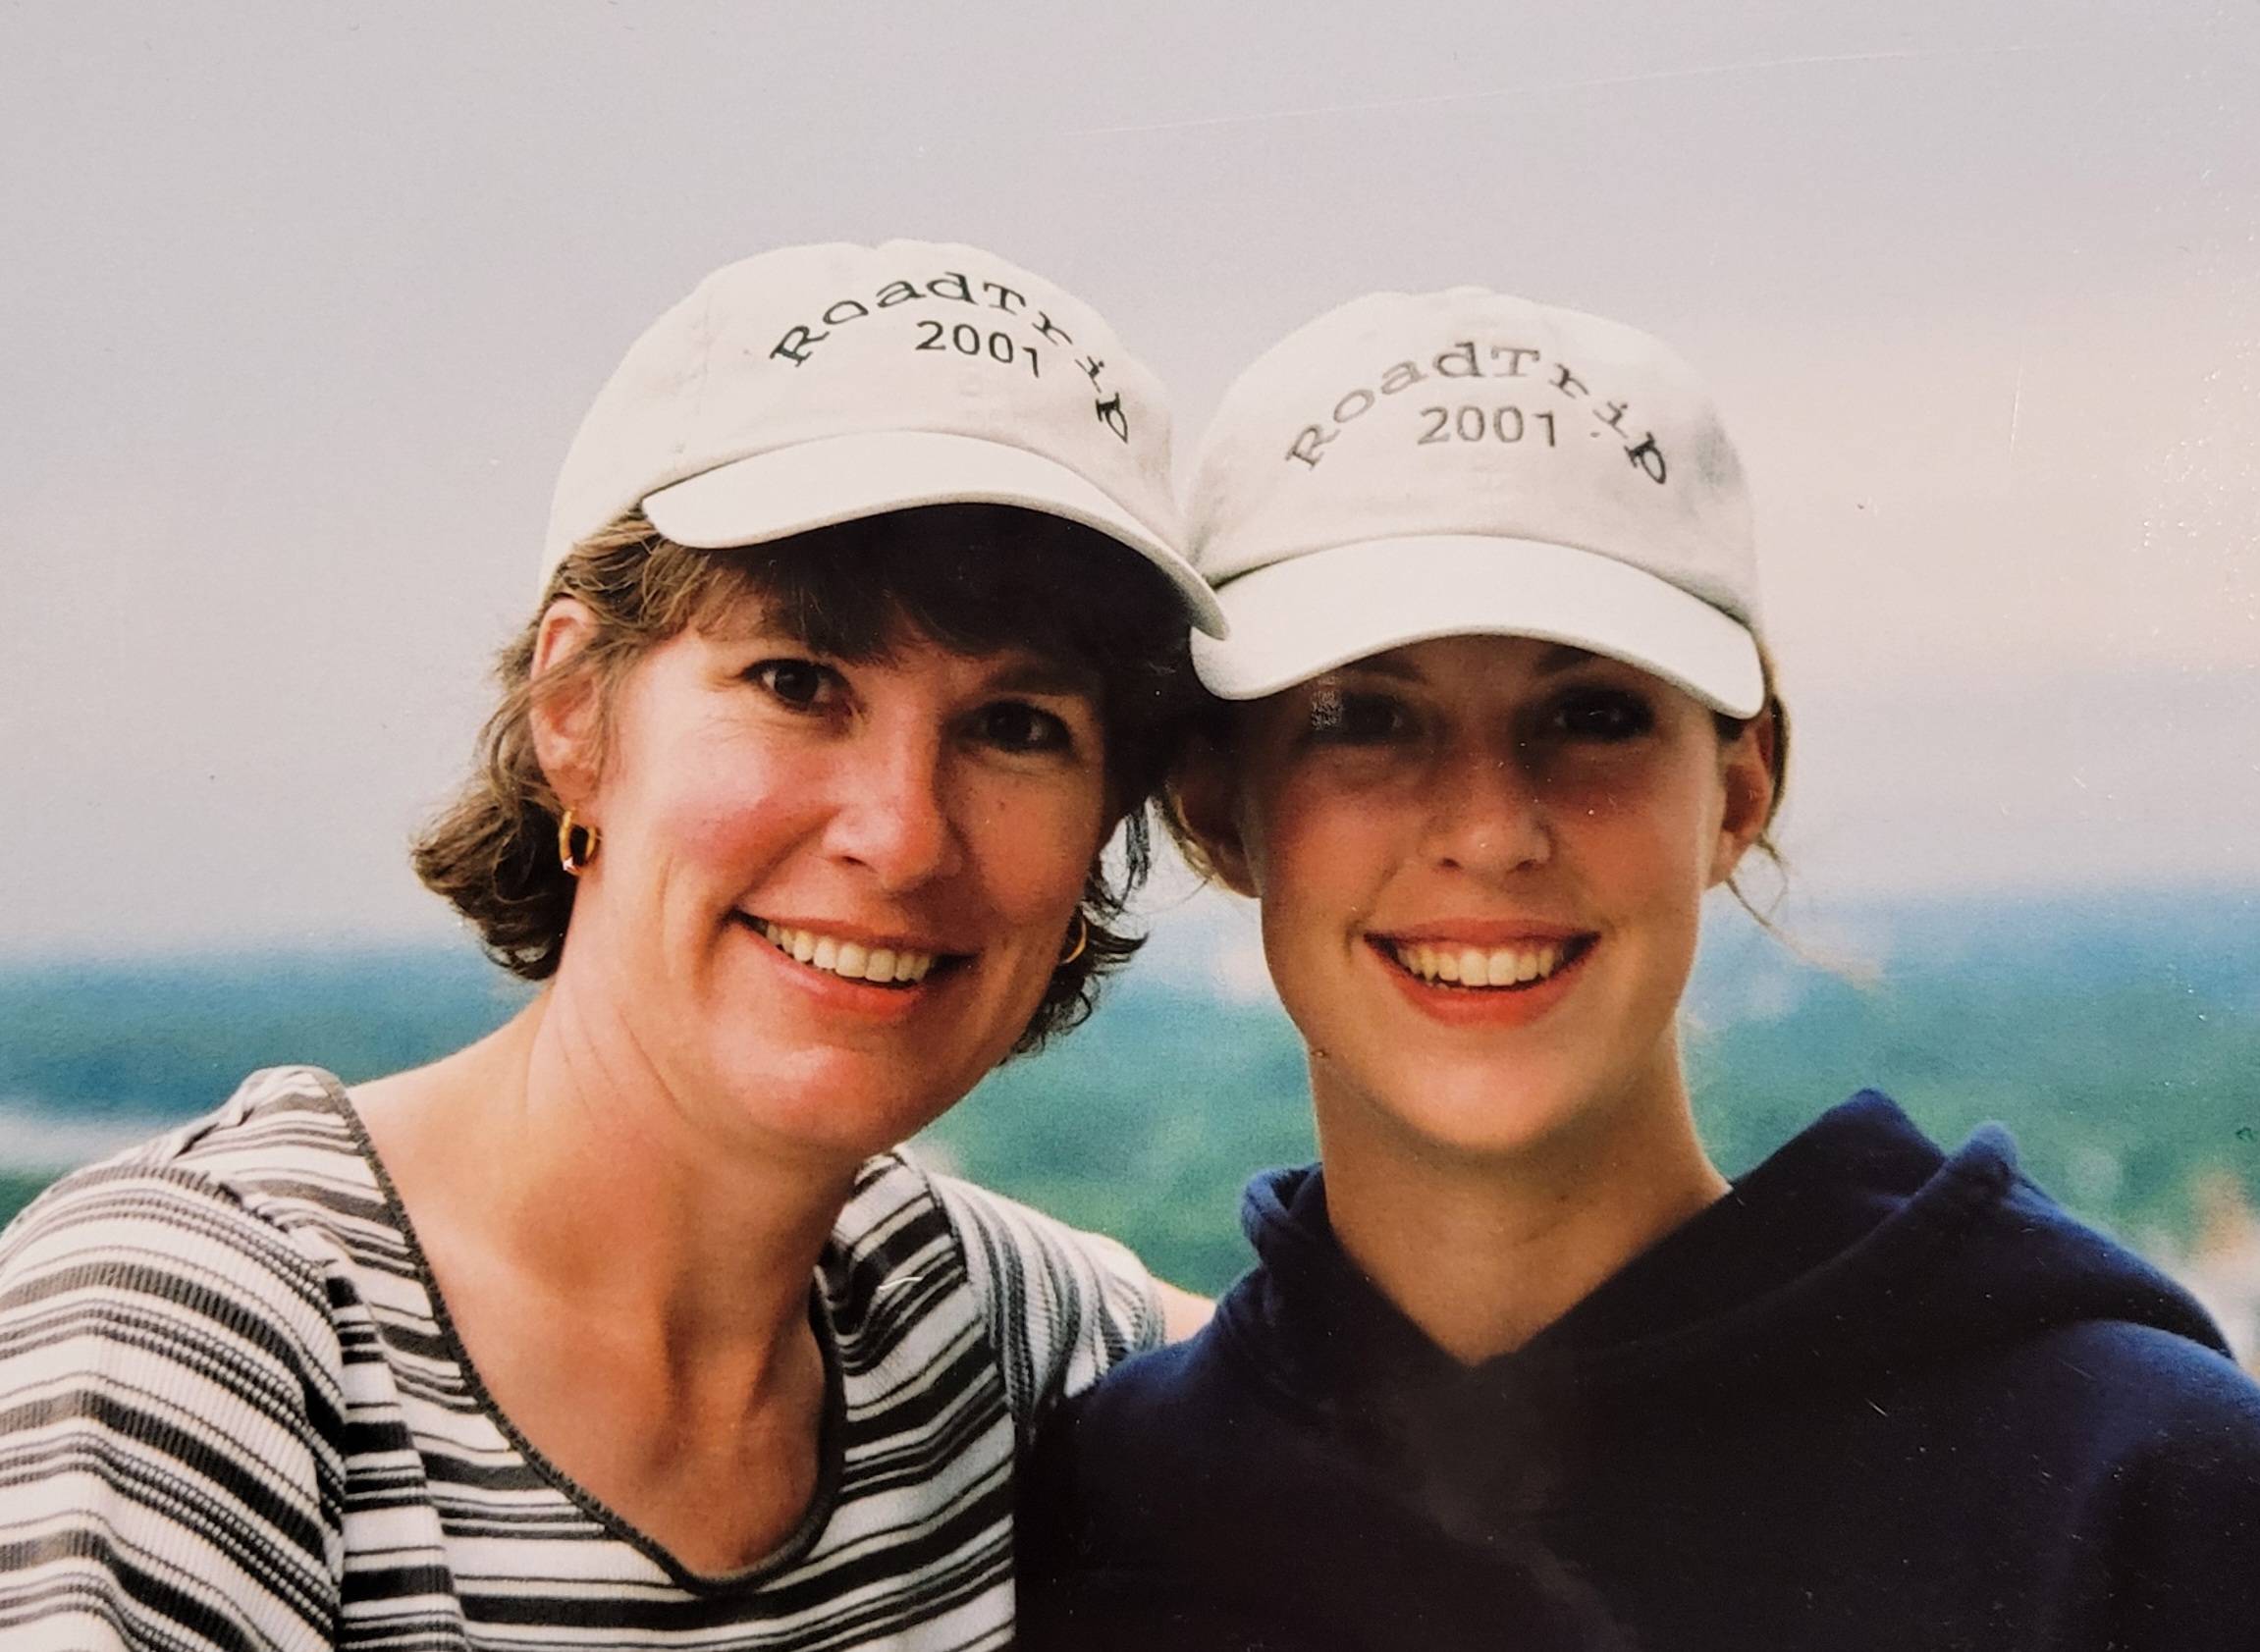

{"left": 2, "top": 886, "right": 2255, "bottom": 1294}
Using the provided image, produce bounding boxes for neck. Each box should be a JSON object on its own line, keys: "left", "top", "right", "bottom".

{"left": 353, "top": 965, "right": 848, "bottom": 1572}
{"left": 357, "top": 978, "right": 859, "bottom": 1380}
{"left": 1311, "top": 1047, "right": 1726, "bottom": 1366}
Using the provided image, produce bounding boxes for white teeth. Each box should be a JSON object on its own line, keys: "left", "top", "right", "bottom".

{"left": 1393, "top": 939, "right": 1575, "bottom": 988}
{"left": 758, "top": 923, "right": 938, "bottom": 986}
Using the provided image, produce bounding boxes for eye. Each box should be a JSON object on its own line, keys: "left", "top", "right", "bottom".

{"left": 747, "top": 658, "right": 842, "bottom": 711}
{"left": 1304, "top": 688, "right": 1412, "bottom": 745}
{"left": 974, "top": 700, "right": 1073, "bottom": 754}
{"left": 1546, "top": 686, "right": 1654, "bottom": 742}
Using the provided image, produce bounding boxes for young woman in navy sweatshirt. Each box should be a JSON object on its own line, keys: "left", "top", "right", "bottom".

{"left": 1016, "top": 286, "right": 2260, "bottom": 1651}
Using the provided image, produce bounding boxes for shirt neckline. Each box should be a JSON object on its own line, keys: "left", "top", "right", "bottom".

{"left": 309, "top": 1066, "right": 850, "bottom": 1596}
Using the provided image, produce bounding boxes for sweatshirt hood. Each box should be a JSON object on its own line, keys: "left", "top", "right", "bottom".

{"left": 1219, "top": 1092, "right": 2227, "bottom": 1423}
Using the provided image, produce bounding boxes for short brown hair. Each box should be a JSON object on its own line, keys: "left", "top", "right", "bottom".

{"left": 414, "top": 505, "right": 1194, "bottom": 1053}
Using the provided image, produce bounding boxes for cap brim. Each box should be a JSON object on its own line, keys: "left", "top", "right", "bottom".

{"left": 641, "top": 430, "right": 1225, "bottom": 636}
{"left": 1193, "top": 535, "right": 1764, "bottom": 717}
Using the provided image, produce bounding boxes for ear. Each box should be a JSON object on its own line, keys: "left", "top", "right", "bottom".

{"left": 1169, "top": 736, "right": 1260, "bottom": 898}
{"left": 1708, "top": 704, "right": 1778, "bottom": 887}
{"left": 527, "top": 598, "right": 605, "bottom": 809}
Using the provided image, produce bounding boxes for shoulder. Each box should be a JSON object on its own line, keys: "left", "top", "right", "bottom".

{"left": 2, "top": 1065, "right": 378, "bottom": 1380}
{"left": 2062, "top": 1318, "right": 2260, "bottom": 1470}
{"left": 898, "top": 1155, "right": 1153, "bottom": 1331}
{"left": 0, "top": 1070, "right": 361, "bottom": 1646}
{"left": 863, "top": 1150, "right": 1162, "bottom": 1429}
{"left": 921, "top": 1159, "right": 1151, "bottom": 1306}
{"left": 1947, "top": 1315, "right": 2260, "bottom": 1540}
{"left": 2011, "top": 1324, "right": 2260, "bottom": 1644}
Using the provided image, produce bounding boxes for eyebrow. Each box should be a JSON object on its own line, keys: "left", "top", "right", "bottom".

{"left": 1534, "top": 642, "right": 1601, "bottom": 675}
{"left": 983, "top": 658, "right": 1100, "bottom": 699}
{"left": 1336, "top": 640, "right": 1601, "bottom": 684}
{"left": 1329, "top": 657, "right": 1423, "bottom": 684}
{"left": 704, "top": 619, "right": 1099, "bottom": 698}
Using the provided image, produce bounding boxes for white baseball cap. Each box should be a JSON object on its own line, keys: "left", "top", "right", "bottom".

{"left": 1186, "top": 287, "right": 1765, "bottom": 715}
{"left": 542, "top": 240, "right": 1224, "bottom": 635}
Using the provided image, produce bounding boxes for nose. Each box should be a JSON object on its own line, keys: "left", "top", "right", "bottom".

{"left": 822, "top": 731, "right": 967, "bottom": 890}
{"left": 1419, "top": 739, "right": 1551, "bottom": 877}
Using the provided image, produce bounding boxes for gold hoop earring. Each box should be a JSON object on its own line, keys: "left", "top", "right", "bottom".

{"left": 558, "top": 810, "right": 599, "bottom": 877}
{"left": 1058, "top": 912, "right": 1089, "bottom": 966}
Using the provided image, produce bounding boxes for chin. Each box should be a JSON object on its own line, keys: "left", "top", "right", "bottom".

{"left": 1322, "top": 1047, "right": 1610, "bottom": 1167}
{"left": 713, "top": 1045, "right": 974, "bottom": 1159}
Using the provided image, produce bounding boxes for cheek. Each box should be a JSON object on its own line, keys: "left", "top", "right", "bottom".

{"left": 1245, "top": 772, "right": 1394, "bottom": 933}
{"left": 616, "top": 739, "right": 817, "bottom": 885}
{"left": 1553, "top": 740, "right": 1721, "bottom": 852}
{"left": 668, "top": 794, "right": 780, "bottom": 880}
{"left": 1570, "top": 778, "right": 1723, "bottom": 933}
{"left": 969, "top": 782, "right": 1108, "bottom": 916}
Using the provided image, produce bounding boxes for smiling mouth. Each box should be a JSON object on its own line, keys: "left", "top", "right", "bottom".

{"left": 745, "top": 918, "right": 961, "bottom": 988}
{"left": 1373, "top": 934, "right": 1596, "bottom": 990}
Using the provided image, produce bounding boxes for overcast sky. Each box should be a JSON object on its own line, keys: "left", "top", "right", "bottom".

{"left": 4, "top": 0, "right": 2255, "bottom": 958}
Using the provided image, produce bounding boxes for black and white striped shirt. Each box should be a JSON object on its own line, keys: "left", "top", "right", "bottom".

{"left": 0, "top": 1066, "right": 1161, "bottom": 1650}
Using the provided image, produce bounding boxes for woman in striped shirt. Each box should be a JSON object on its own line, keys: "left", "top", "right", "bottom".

{"left": 0, "top": 240, "right": 1215, "bottom": 1651}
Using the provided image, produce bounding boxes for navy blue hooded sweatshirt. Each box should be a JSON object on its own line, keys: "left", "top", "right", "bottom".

{"left": 1017, "top": 1094, "right": 2260, "bottom": 1650}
